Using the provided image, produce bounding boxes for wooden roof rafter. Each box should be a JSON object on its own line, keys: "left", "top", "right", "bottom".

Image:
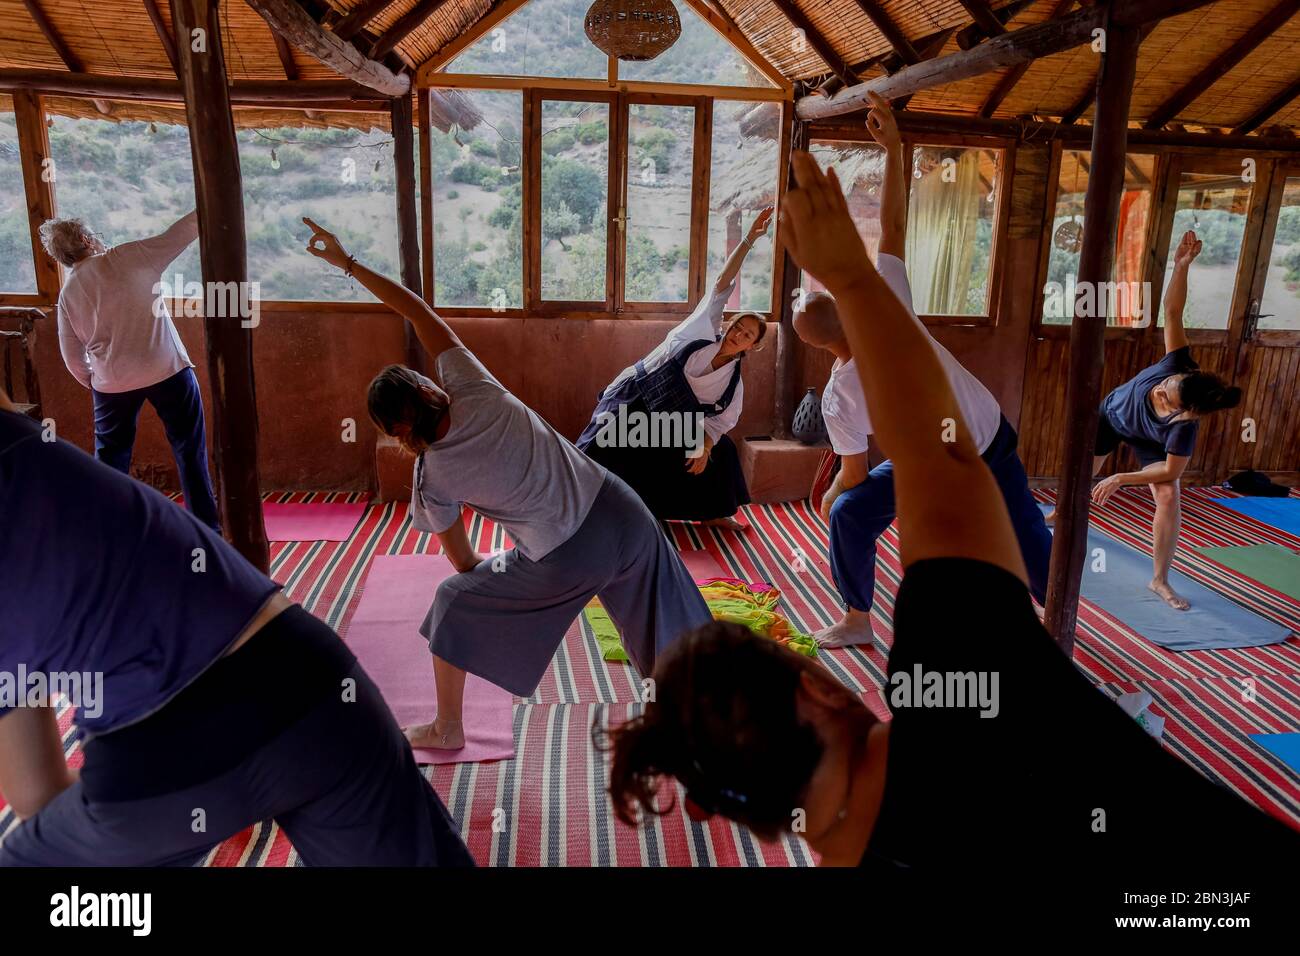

{"left": 331, "top": 0, "right": 400, "bottom": 40}
{"left": 979, "top": 0, "right": 1075, "bottom": 118}
{"left": 20, "top": 0, "right": 113, "bottom": 115}
{"left": 142, "top": 0, "right": 179, "bottom": 74}
{"left": 369, "top": 0, "right": 453, "bottom": 60}
{"left": 850, "top": 0, "right": 921, "bottom": 65}
{"left": 1144, "top": 0, "right": 1300, "bottom": 129}
{"left": 1234, "top": 73, "right": 1300, "bottom": 134}
{"left": 244, "top": 0, "right": 410, "bottom": 96}
{"left": 769, "top": 0, "right": 859, "bottom": 88}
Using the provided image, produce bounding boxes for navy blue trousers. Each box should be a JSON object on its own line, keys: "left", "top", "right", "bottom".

{"left": 828, "top": 416, "right": 1052, "bottom": 612}
{"left": 92, "top": 367, "right": 219, "bottom": 530}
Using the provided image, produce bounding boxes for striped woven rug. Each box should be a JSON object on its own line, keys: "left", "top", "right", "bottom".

{"left": 3, "top": 487, "right": 1297, "bottom": 864}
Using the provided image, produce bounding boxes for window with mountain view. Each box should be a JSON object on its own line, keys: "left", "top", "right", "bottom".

{"left": 618, "top": 0, "right": 776, "bottom": 88}
{"left": 710, "top": 100, "right": 779, "bottom": 311}
{"left": 446, "top": 0, "right": 607, "bottom": 80}
{"left": 1160, "top": 172, "right": 1252, "bottom": 331}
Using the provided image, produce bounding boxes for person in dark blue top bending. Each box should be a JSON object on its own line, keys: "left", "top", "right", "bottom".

{"left": 1046, "top": 230, "right": 1241, "bottom": 609}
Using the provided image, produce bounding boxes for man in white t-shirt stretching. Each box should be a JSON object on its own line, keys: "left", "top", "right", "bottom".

{"left": 794, "top": 93, "right": 1051, "bottom": 647}
{"left": 41, "top": 211, "right": 219, "bottom": 530}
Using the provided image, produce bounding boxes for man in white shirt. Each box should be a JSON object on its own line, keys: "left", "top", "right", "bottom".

{"left": 794, "top": 93, "right": 1051, "bottom": 647}
{"left": 41, "top": 212, "right": 219, "bottom": 529}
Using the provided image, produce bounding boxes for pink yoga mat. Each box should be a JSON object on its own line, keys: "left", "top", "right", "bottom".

{"left": 344, "top": 554, "right": 515, "bottom": 766}
{"left": 681, "top": 549, "right": 725, "bottom": 583}
{"left": 263, "top": 501, "right": 367, "bottom": 542}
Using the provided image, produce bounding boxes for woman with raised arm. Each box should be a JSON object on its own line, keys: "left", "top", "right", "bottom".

{"left": 302, "top": 219, "right": 711, "bottom": 752}
{"left": 601, "top": 154, "right": 1295, "bottom": 874}
{"left": 576, "top": 207, "right": 774, "bottom": 533}
{"left": 1046, "top": 230, "right": 1241, "bottom": 610}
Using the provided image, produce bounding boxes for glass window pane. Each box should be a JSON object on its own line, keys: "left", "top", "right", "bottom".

{"left": 432, "top": 90, "right": 523, "bottom": 309}
{"left": 906, "top": 145, "right": 1000, "bottom": 317}
{"left": 47, "top": 114, "right": 200, "bottom": 289}
{"left": 235, "top": 125, "right": 401, "bottom": 302}
{"left": 446, "top": 0, "right": 606, "bottom": 80}
{"left": 1160, "top": 172, "right": 1251, "bottom": 330}
{"left": 709, "top": 101, "right": 779, "bottom": 311}
{"left": 618, "top": 0, "right": 776, "bottom": 88}
{"left": 625, "top": 103, "right": 693, "bottom": 303}
{"left": 1260, "top": 176, "right": 1300, "bottom": 331}
{"left": 1044, "top": 151, "right": 1155, "bottom": 326}
{"left": 0, "top": 105, "right": 37, "bottom": 293}
{"left": 540, "top": 99, "right": 609, "bottom": 302}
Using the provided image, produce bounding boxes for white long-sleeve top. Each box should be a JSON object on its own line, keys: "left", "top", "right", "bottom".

{"left": 601, "top": 278, "right": 745, "bottom": 443}
{"left": 56, "top": 212, "right": 199, "bottom": 394}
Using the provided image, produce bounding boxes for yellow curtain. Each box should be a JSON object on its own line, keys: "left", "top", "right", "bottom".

{"left": 904, "top": 151, "right": 981, "bottom": 315}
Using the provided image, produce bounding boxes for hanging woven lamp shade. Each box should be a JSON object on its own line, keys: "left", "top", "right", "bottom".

{"left": 584, "top": 0, "right": 682, "bottom": 61}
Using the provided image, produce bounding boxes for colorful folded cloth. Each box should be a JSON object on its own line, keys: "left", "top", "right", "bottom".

{"left": 584, "top": 577, "right": 817, "bottom": 662}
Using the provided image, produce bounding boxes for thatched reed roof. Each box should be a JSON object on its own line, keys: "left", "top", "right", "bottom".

{"left": 0, "top": 0, "right": 1297, "bottom": 135}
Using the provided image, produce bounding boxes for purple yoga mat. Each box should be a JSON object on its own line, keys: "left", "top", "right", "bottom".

{"left": 344, "top": 554, "right": 516, "bottom": 766}
{"left": 262, "top": 501, "right": 367, "bottom": 542}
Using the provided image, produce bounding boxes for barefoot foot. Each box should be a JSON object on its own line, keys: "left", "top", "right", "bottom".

{"left": 814, "top": 609, "right": 878, "bottom": 649}
{"left": 404, "top": 719, "right": 465, "bottom": 750}
{"left": 704, "top": 515, "right": 749, "bottom": 532}
{"left": 1148, "top": 579, "right": 1190, "bottom": 611}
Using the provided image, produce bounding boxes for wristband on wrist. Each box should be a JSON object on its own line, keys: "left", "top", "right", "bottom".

{"left": 344, "top": 255, "right": 357, "bottom": 277}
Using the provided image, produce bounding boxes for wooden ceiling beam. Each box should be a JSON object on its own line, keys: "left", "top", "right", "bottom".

{"left": 21, "top": 0, "right": 113, "bottom": 115}
{"left": 416, "top": 0, "right": 530, "bottom": 77}
{"left": 796, "top": 0, "right": 1216, "bottom": 121}
{"left": 771, "top": 0, "right": 859, "bottom": 89}
{"left": 1060, "top": 17, "right": 1157, "bottom": 124}
{"left": 369, "top": 0, "right": 450, "bottom": 60}
{"left": 956, "top": 0, "right": 1037, "bottom": 49}
{"left": 244, "top": 0, "right": 409, "bottom": 96}
{"left": 332, "top": 0, "right": 398, "bottom": 41}
{"left": 957, "top": 0, "right": 1009, "bottom": 38}
{"left": 272, "top": 29, "right": 299, "bottom": 81}
{"left": 142, "top": 0, "right": 179, "bottom": 74}
{"left": 0, "top": 68, "right": 388, "bottom": 108}
{"left": 1145, "top": 0, "right": 1300, "bottom": 129}
{"left": 979, "top": 0, "right": 1075, "bottom": 118}
{"left": 851, "top": 0, "right": 921, "bottom": 64}
{"left": 1233, "top": 73, "right": 1300, "bottom": 134}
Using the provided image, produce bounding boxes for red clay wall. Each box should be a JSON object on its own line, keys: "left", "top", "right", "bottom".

{"left": 24, "top": 309, "right": 778, "bottom": 493}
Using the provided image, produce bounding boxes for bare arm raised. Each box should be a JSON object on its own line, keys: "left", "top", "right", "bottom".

{"left": 865, "top": 91, "right": 907, "bottom": 261}
{"left": 1162, "top": 230, "right": 1200, "bottom": 354}
{"left": 304, "top": 217, "right": 462, "bottom": 361}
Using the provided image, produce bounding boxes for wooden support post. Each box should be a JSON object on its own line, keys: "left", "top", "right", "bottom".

{"left": 772, "top": 113, "right": 808, "bottom": 441}
{"left": 417, "top": 88, "right": 435, "bottom": 305}
{"left": 12, "top": 91, "right": 60, "bottom": 302}
{"left": 169, "top": 0, "right": 270, "bottom": 572}
{"left": 1043, "top": 18, "right": 1141, "bottom": 653}
{"left": 391, "top": 95, "right": 427, "bottom": 374}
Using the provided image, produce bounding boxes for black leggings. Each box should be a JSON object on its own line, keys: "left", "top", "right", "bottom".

{"left": 0, "top": 606, "right": 473, "bottom": 867}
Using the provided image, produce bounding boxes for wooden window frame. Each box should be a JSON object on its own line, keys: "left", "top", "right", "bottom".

{"left": 1241, "top": 158, "right": 1300, "bottom": 348}
{"left": 427, "top": 80, "right": 783, "bottom": 321}
{"left": 805, "top": 125, "right": 1013, "bottom": 328}
{"left": 1034, "top": 141, "right": 1164, "bottom": 340}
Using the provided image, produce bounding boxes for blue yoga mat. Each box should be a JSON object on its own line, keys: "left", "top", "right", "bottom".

{"left": 1249, "top": 733, "right": 1300, "bottom": 775}
{"left": 1040, "top": 505, "right": 1290, "bottom": 651}
{"left": 1212, "top": 496, "right": 1300, "bottom": 538}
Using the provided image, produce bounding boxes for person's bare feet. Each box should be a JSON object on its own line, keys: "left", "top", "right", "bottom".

{"left": 704, "top": 515, "right": 749, "bottom": 532}
{"left": 404, "top": 718, "right": 465, "bottom": 750}
{"left": 1148, "top": 579, "right": 1190, "bottom": 611}
{"left": 814, "top": 608, "right": 878, "bottom": 648}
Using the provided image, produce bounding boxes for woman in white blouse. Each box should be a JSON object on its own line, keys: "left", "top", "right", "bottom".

{"left": 577, "top": 207, "right": 774, "bottom": 532}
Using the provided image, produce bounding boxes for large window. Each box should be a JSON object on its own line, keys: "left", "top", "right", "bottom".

{"left": 709, "top": 101, "right": 778, "bottom": 311}
{"left": 1160, "top": 172, "right": 1252, "bottom": 330}
{"left": 1044, "top": 150, "right": 1155, "bottom": 326}
{"left": 808, "top": 138, "right": 1003, "bottom": 319}
{"left": 47, "top": 115, "right": 201, "bottom": 288}
{"left": 0, "top": 105, "right": 37, "bottom": 294}
{"left": 431, "top": 90, "right": 523, "bottom": 309}
{"left": 618, "top": 0, "right": 776, "bottom": 88}
{"left": 1261, "top": 176, "right": 1300, "bottom": 331}
{"left": 235, "top": 125, "right": 404, "bottom": 302}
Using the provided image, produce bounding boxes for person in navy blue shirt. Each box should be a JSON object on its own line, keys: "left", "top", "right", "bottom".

{"left": 1047, "top": 230, "right": 1241, "bottom": 610}
{"left": 0, "top": 391, "right": 471, "bottom": 866}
